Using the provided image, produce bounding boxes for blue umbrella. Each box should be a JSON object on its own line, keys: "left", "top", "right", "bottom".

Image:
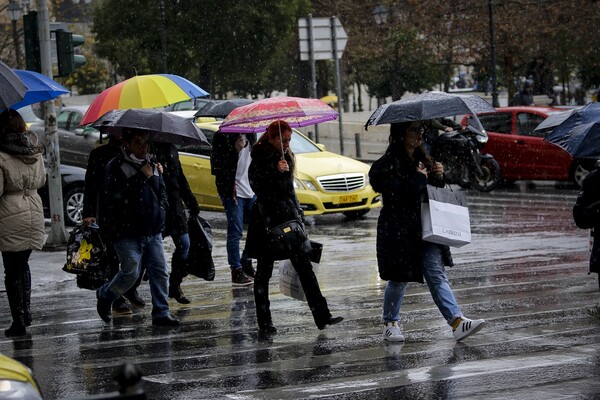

{"left": 543, "top": 103, "right": 600, "bottom": 159}
{"left": 8, "top": 69, "right": 69, "bottom": 110}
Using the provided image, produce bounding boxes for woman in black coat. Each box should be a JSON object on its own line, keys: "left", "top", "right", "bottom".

{"left": 369, "top": 121, "right": 485, "bottom": 342}
{"left": 573, "top": 167, "right": 600, "bottom": 318}
{"left": 245, "top": 120, "right": 343, "bottom": 333}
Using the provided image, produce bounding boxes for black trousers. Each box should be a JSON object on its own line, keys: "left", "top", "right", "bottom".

{"left": 254, "top": 253, "right": 331, "bottom": 328}
{"left": 2, "top": 250, "right": 33, "bottom": 327}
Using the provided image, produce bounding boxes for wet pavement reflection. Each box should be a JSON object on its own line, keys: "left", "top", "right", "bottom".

{"left": 1, "top": 185, "right": 599, "bottom": 399}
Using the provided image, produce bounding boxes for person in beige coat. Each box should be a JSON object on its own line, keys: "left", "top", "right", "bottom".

{"left": 0, "top": 109, "right": 46, "bottom": 337}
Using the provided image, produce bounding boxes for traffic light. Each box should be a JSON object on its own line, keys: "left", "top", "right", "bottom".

{"left": 23, "top": 11, "right": 41, "bottom": 73}
{"left": 56, "top": 29, "right": 86, "bottom": 77}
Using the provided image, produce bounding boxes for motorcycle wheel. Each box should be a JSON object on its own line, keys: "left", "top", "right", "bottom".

{"left": 469, "top": 158, "right": 500, "bottom": 192}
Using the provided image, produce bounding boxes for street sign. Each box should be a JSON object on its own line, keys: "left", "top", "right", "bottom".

{"left": 299, "top": 17, "right": 347, "bottom": 60}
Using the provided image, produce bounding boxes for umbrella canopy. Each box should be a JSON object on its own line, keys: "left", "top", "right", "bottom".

{"left": 535, "top": 103, "right": 600, "bottom": 134}
{"left": 219, "top": 96, "right": 338, "bottom": 133}
{"left": 364, "top": 91, "right": 496, "bottom": 129}
{"left": 91, "top": 109, "right": 209, "bottom": 146}
{"left": 80, "top": 74, "right": 209, "bottom": 125}
{"left": 9, "top": 69, "right": 69, "bottom": 110}
{"left": 194, "top": 98, "right": 254, "bottom": 119}
{"left": 543, "top": 103, "right": 600, "bottom": 159}
{"left": 0, "top": 60, "right": 27, "bottom": 110}
{"left": 544, "top": 122, "right": 600, "bottom": 159}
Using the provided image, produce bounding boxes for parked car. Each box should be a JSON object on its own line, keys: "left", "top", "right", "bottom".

{"left": 178, "top": 121, "right": 381, "bottom": 218}
{"left": 39, "top": 164, "right": 85, "bottom": 226}
{"left": 30, "top": 105, "right": 97, "bottom": 169}
{"left": 462, "top": 106, "right": 591, "bottom": 187}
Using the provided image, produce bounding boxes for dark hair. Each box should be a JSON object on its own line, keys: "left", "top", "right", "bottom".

{"left": 388, "top": 122, "right": 433, "bottom": 168}
{"left": 0, "top": 109, "right": 27, "bottom": 135}
{"left": 257, "top": 120, "right": 296, "bottom": 173}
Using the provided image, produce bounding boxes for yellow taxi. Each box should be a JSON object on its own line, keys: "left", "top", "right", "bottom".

{"left": 0, "top": 353, "right": 43, "bottom": 399}
{"left": 179, "top": 121, "right": 381, "bottom": 218}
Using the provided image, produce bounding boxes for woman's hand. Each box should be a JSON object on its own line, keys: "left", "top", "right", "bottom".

{"left": 278, "top": 159, "right": 289, "bottom": 173}
{"left": 417, "top": 161, "right": 428, "bottom": 177}
{"left": 431, "top": 162, "right": 444, "bottom": 177}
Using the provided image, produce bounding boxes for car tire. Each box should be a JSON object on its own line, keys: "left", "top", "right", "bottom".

{"left": 343, "top": 209, "right": 369, "bottom": 219}
{"left": 64, "top": 186, "right": 84, "bottom": 226}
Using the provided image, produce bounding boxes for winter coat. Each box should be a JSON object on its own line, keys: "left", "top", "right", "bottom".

{"left": 573, "top": 168, "right": 600, "bottom": 274}
{"left": 244, "top": 140, "right": 303, "bottom": 259}
{"left": 210, "top": 131, "right": 256, "bottom": 199}
{"left": 369, "top": 150, "right": 452, "bottom": 283}
{"left": 155, "top": 143, "right": 200, "bottom": 237}
{"left": 82, "top": 140, "right": 121, "bottom": 228}
{"left": 103, "top": 150, "right": 168, "bottom": 241}
{"left": 0, "top": 130, "right": 46, "bottom": 252}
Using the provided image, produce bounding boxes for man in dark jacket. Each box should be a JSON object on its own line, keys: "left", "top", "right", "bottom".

{"left": 573, "top": 166, "right": 600, "bottom": 318}
{"left": 82, "top": 136, "right": 145, "bottom": 314}
{"left": 154, "top": 142, "right": 201, "bottom": 303}
{"left": 211, "top": 130, "right": 256, "bottom": 286}
{"left": 96, "top": 129, "right": 179, "bottom": 326}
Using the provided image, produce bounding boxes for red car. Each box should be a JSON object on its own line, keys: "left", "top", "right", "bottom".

{"left": 462, "top": 106, "right": 590, "bottom": 187}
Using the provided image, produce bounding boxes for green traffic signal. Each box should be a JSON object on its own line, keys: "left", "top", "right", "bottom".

{"left": 56, "top": 29, "right": 86, "bottom": 77}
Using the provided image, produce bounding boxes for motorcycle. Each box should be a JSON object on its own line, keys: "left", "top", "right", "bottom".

{"left": 427, "top": 124, "right": 500, "bottom": 192}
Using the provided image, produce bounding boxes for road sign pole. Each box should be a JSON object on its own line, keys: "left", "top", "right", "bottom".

{"left": 308, "top": 14, "right": 319, "bottom": 142}
{"left": 38, "top": 0, "right": 68, "bottom": 248}
{"left": 331, "top": 16, "right": 343, "bottom": 155}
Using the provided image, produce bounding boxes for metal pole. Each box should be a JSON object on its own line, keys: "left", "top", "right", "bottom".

{"left": 11, "top": 19, "right": 21, "bottom": 68}
{"left": 159, "top": 0, "right": 168, "bottom": 73}
{"left": 488, "top": 0, "right": 499, "bottom": 108}
{"left": 308, "top": 14, "right": 319, "bottom": 142}
{"left": 38, "top": 0, "right": 68, "bottom": 247}
{"left": 354, "top": 133, "right": 361, "bottom": 159}
{"left": 331, "top": 16, "right": 344, "bottom": 155}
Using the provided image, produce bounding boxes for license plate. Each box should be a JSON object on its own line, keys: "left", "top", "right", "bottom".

{"left": 336, "top": 194, "right": 359, "bottom": 204}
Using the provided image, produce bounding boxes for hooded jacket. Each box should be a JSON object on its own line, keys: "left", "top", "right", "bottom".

{"left": 0, "top": 130, "right": 46, "bottom": 252}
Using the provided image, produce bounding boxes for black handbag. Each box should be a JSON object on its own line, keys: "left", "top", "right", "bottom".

{"left": 266, "top": 219, "right": 312, "bottom": 261}
{"left": 186, "top": 214, "right": 215, "bottom": 281}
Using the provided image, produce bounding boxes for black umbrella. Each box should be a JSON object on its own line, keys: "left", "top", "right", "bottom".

{"left": 92, "top": 109, "right": 209, "bottom": 146}
{"left": 194, "top": 98, "right": 254, "bottom": 119}
{"left": 543, "top": 103, "right": 600, "bottom": 159}
{"left": 0, "top": 60, "right": 27, "bottom": 110}
{"left": 365, "top": 91, "right": 496, "bottom": 130}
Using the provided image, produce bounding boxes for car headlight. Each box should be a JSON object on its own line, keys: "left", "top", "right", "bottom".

{"left": 294, "top": 178, "right": 318, "bottom": 191}
{"left": 0, "top": 379, "right": 43, "bottom": 399}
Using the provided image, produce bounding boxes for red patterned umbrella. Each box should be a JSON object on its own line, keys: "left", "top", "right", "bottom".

{"left": 219, "top": 96, "right": 338, "bottom": 133}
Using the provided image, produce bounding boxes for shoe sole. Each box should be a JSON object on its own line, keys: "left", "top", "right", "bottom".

{"left": 454, "top": 321, "right": 485, "bottom": 341}
{"left": 232, "top": 282, "right": 254, "bottom": 287}
{"left": 112, "top": 310, "right": 133, "bottom": 316}
{"left": 383, "top": 335, "right": 405, "bottom": 342}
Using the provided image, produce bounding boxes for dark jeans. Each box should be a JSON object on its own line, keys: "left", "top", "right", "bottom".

{"left": 254, "top": 253, "right": 331, "bottom": 328}
{"left": 2, "top": 250, "right": 33, "bottom": 327}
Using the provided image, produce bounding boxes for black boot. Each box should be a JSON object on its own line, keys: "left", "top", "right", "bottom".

{"left": 5, "top": 275, "right": 26, "bottom": 337}
{"left": 23, "top": 268, "right": 32, "bottom": 327}
{"left": 168, "top": 284, "right": 190, "bottom": 304}
{"left": 254, "top": 259, "right": 276, "bottom": 333}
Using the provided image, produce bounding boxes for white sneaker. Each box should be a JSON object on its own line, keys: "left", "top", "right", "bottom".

{"left": 382, "top": 322, "right": 405, "bottom": 342}
{"left": 452, "top": 317, "right": 485, "bottom": 341}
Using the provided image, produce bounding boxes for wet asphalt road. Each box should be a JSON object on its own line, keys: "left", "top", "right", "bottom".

{"left": 1, "top": 184, "right": 600, "bottom": 399}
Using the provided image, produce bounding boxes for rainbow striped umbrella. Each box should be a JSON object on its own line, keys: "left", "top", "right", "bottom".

{"left": 80, "top": 74, "right": 208, "bottom": 125}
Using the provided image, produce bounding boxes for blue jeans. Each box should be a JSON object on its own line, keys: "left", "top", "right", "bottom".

{"left": 169, "top": 233, "right": 190, "bottom": 285}
{"left": 222, "top": 196, "right": 255, "bottom": 270}
{"left": 100, "top": 233, "right": 170, "bottom": 319}
{"left": 382, "top": 241, "right": 462, "bottom": 326}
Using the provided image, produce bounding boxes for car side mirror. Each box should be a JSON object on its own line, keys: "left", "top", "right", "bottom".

{"left": 316, "top": 143, "right": 326, "bottom": 151}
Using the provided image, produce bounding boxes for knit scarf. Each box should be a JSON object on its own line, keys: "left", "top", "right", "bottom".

{"left": 0, "top": 130, "right": 44, "bottom": 156}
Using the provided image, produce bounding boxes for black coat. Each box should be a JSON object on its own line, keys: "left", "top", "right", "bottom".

{"left": 244, "top": 140, "right": 302, "bottom": 259}
{"left": 104, "top": 151, "right": 168, "bottom": 240}
{"left": 155, "top": 143, "right": 200, "bottom": 237}
{"left": 210, "top": 131, "right": 256, "bottom": 199}
{"left": 573, "top": 168, "right": 600, "bottom": 274}
{"left": 369, "top": 151, "right": 452, "bottom": 283}
{"left": 82, "top": 140, "right": 121, "bottom": 228}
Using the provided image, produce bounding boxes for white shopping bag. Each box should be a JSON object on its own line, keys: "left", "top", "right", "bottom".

{"left": 421, "top": 185, "right": 471, "bottom": 247}
{"left": 278, "top": 259, "right": 319, "bottom": 302}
